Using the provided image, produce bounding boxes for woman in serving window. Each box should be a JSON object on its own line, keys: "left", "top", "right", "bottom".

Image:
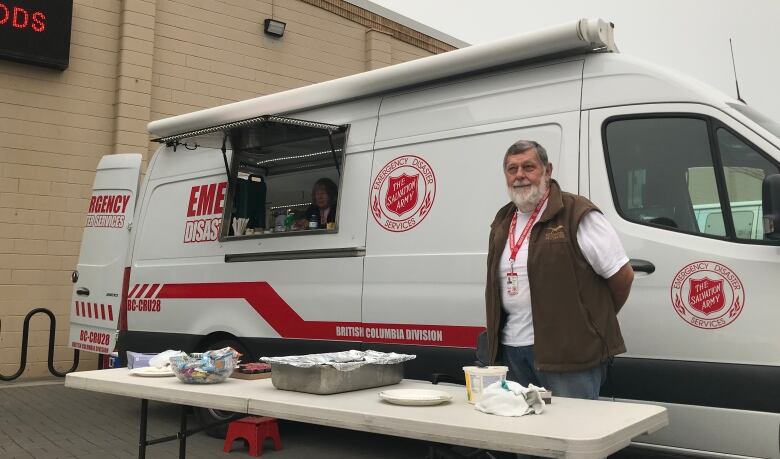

{"left": 304, "top": 178, "right": 338, "bottom": 229}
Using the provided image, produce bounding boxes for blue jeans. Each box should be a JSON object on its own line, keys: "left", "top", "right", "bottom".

{"left": 502, "top": 344, "right": 607, "bottom": 459}
{"left": 502, "top": 344, "right": 607, "bottom": 400}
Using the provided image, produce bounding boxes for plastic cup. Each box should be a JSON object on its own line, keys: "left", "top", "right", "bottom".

{"left": 463, "top": 366, "right": 508, "bottom": 404}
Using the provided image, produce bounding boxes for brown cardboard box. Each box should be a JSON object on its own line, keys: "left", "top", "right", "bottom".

{"left": 230, "top": 371, "right": 272, "bottom": 380}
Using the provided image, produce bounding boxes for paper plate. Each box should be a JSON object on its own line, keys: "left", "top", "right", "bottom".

{"left": 379, "top": 389, "right": 453, "bottom": 406}
{"left": 128, "top": 366, "right": 175, "bottom": 377}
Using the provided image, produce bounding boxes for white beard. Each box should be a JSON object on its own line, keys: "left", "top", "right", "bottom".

{"left": 507, "top": 177, "right": 548, "bottom": 212}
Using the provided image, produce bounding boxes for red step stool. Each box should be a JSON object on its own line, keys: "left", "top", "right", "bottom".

{"left": 223, "top": 416, "right": 282, "bottom": 457}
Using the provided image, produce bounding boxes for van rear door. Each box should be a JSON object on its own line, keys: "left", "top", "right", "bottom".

{"left": 69, "top": 154, "right": 142, "bottom": 354}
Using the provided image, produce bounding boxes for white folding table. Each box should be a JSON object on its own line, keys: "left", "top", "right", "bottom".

{"left": 66, "top": 368, "right": 668, "bottom": 458}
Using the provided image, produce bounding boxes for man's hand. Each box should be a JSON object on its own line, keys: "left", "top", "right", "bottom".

{"left": 607, "top": 262, "right": 634, "bottom": 312}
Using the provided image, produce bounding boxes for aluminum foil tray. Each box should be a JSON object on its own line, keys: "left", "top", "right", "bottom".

{"left": 261, "top": 350, "right": 415, "bottom": 395}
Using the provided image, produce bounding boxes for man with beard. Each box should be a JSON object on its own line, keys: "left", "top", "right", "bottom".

{"left": 484, "top": 140, "right": 634, "bottom": 400}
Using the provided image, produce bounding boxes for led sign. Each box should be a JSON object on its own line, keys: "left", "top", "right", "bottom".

{"left": 0, "top": 0, "right": 73, "bottom": 69}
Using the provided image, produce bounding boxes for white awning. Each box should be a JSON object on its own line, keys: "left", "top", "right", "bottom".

{"left": 148, "top": 18, "right": 616, "bottom": 139}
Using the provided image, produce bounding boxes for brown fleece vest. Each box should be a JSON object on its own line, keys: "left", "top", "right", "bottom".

{"left": 485, "top": 180, "right": 626, "bottom": 372}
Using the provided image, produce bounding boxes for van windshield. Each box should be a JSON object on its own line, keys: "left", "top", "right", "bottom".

{"left": 727, "top": 103, "right": 780, "bottom": 139}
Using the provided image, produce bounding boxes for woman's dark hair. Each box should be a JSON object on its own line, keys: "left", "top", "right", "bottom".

{"left": 312, "top": 177, "right": 338, "bottom": 207}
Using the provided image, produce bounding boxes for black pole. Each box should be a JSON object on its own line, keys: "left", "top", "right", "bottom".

{"left": 139, "top": 399, "right": 148, "bottom": 459}
{"left": 178, "top": 406, "right": 188, "bottom": 459}
{"left": 327, "top": 131, "right": 341, "bottom": 176}
{"left": 221, "top": 133, "right": 230, "bottom": 178}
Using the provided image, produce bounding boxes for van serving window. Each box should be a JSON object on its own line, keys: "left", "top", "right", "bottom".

{"left": 154, "top": 115, "right": 348, "bottom": 240}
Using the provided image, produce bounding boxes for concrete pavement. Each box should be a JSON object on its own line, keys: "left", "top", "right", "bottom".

{"left": 0, "top": 379, "right": 430, "bottom": 458}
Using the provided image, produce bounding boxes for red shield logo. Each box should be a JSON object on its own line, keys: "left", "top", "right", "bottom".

{"left": 385, "top": 173, "right": 418, "bottom": 216}
{"left": 688, "top": 277, "right": 725, "bottom": 315}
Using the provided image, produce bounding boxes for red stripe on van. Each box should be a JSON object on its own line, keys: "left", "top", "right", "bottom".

{"left": 108, "top": 304, "right": 114, "bottom": 321}
{"left": 128, "top": 284, "right": 141, "bottom": 298}
{"left": 155, "top": 282, "right": 483, "bottom": 348}
{"left": 144, "top": 284, "right": 159, "bottom": 299}
{"left": 86, "top": 302, "right": 92, "bottom": 318}
{"left": 119, "top": 267, "right": 131, "bottom": 331}
{"left": 100, "top": 304, "right": 106, "bottom": 320}
{"left": 135, "top": 284, "right": 150, "bottom": 298}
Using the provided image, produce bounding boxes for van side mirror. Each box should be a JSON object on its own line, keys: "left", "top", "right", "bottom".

{"left": 762, "top": 174, "right": 780, "bottom": 240}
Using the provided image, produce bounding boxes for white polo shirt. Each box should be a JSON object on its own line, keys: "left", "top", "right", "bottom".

{"left": 499, "top": 203, "right": 629, "bottom": 347}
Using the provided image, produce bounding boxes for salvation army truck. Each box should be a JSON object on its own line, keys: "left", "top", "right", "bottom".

{"left": 69, "top": 19, "right": 780, "bottom": 457}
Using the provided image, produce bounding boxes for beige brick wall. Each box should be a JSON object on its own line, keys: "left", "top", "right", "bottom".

{"left": 0, "top": 0, "right": 121, "bottom": 380}
{"left": 0, "top": 0, "right": 453, "bottom": 380}
{"left": 391, "top": 38, "right": 435, "bottom": 65}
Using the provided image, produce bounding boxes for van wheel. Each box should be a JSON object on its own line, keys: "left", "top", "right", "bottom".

{"left": 194, "top": 337, "right": 251, "bottom": 438}
{"left": 195, "top": 407, "right": 243, "bottom": 438}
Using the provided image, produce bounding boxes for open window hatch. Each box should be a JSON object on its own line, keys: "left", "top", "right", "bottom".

{"left": 154, "top": 115, "right": 349, "bottom": 239}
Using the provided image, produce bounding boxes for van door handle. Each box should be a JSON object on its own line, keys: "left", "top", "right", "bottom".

{"left": 630, "top": 259, "right": 655, "bottom": 274}
{"left": 76, "top": 287, "right": 90, "bottom": 296}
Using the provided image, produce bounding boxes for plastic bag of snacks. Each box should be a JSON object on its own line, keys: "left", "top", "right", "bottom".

{"left": 169, "top": 347, "right": 241, "bottom": 384}
{"left": 148, "top": 350, "right": 184, "bottom": 369}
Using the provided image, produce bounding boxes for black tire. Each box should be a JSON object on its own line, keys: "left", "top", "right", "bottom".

{"left": 194, "top": 337, "right": 251, "bottom": 438}
{"left": 195, "top": 406, "right": 243, "bottom": 438}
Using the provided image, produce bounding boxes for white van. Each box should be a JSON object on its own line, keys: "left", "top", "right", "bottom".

{"left": 69, "top": 19, "right": 780, "bottom": 458}
{"left": 694, "top": 200, "right": 764, "bottom": 239}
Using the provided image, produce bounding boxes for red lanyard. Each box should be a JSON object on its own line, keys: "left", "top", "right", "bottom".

{"left": 508, "top": 190, "right": 549, "bottom": 268}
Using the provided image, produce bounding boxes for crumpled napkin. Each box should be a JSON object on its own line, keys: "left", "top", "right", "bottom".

{"left": 475, "top": 380, "right": 546, "bottom": 417}
{"left": 149, "top": 350, "right": 185, "bottom": 369}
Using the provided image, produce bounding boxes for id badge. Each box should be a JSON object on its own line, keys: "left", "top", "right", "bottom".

{"left": 506, "top": 272, "right": 519, "bottom": 296}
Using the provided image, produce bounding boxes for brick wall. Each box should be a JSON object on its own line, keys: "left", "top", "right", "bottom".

{"left": 0, "top": 0, "right": 455, "bottom": 380}
{"left": 0, "top": 0, "right": 121, "bottom": 379}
